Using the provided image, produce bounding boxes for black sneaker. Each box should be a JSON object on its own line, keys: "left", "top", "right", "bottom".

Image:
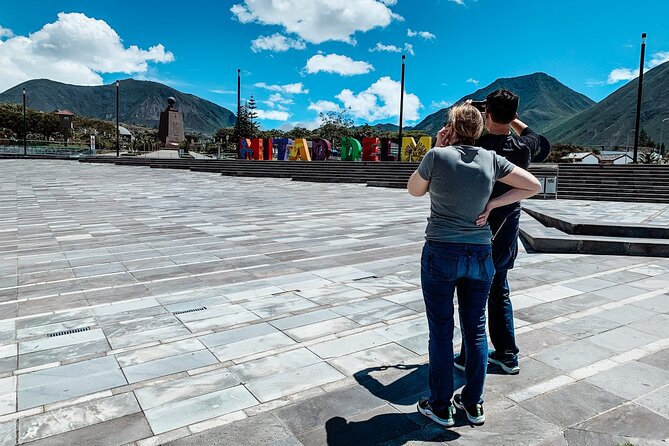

{"left": 453, "top": 353, "right": 465, "bottom": 372}
{"left": 488, "top": 351, "right": 520, "bottom": 375}
{"left": 417, "top": 398, "right": 455, "bottom": 427}
{"left": 453, "top": 394, "right": 485, "bottom": 426}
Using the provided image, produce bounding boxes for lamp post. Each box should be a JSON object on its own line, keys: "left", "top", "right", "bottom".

{"left": 661, "top": 118, "right": 669, "bottom": 156}
{"left": 115, "top": 80, "right": 120, "bottom": 157}
{"left": 625, "top": 129, "right": 636, "bottom": 151}
{"left": 397, "top": 54, "right": 406, "bottom": 162}
{"left": 632, "top": 33, "right": 647, "bottom": 163}
{"left": 236, "top": 68, "right": 241, "bottom": 158}
{"left": 22, "top": 88, "right": 27, "bottom": 156}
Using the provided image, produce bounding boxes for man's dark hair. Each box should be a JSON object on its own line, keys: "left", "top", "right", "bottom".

{"left": 485, "top": 89, "right": 519, "bottom": 124}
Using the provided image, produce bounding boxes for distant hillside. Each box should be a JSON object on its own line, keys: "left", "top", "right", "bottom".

{"left": 0, "top": 79, "right": 236, "bottom": 135}
{"left": 413, "top": 73, "right": 595, "bottom": 136}
{"left": 545, "top": 61, "right": 669, "bottom": 146}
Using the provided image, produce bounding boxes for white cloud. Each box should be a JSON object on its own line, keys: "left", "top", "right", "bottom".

{"left": 256, "top": 109, "right": 291, "bottom": 121}
{"left": 369, "top": 42, "right": 414, "bottom": 55}
{"left": 450, "top": 0, "right": 465, "bottom": 4}
{"left": 305, "top": 53, "right": 373, "bottom": 76}
{"left": 0, "top": 26, "right": 13, "bottom": 39}
{"left": 262, "top": 93, "right": 294, "bottom": 109}
{"left": 466, "top": 78, "right": 479, "bottom": 86}
{"left": 230, "top": 0, "right": 400, "bottom": 44}
{"left": 0, "top": 13, "right": 173, "bottom": 92}
{"left": 210, "top": 89, "right": 237, "bottom": 94}
{"left": 605, "top": 50, "right": 669, "bottom": 84}
{"left": 370, "top": 42, "right": 401, "bottom": 53}
{"left": 308, "top": 100, "right": 341, "bottom": 113}
{"left": 335, "top": 76, "right": 421, "bottom": 122}
{"left": 251, "top": 33, "right": 306, "bottom": 52}
{"left": 431, "top": 100, "right": 452, "bottom": 109}
{"left": 254, "top": 82, "right": 309, "bottom": 94}
{"left": 380, "top": 0, "right": 397, "bottom": 4}
{"left": 407, "top": 29, "right": 436, "bottom": 40}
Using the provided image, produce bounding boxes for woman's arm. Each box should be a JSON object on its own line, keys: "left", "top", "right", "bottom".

{"left": 476, "top": 166, "right": 541, "bottom": 226}
{"left": 407, "top": 170, "right": 430, "bottom": 197}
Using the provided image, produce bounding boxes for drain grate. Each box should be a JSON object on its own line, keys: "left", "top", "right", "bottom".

{"left": 173, "top": 306, "right": 207, "bottom": 315}
{"left": 272, "top": 290, "right": 300, "bottom": 296}
{"left": 48, "top": 327, "right": 92, "bottom": 338}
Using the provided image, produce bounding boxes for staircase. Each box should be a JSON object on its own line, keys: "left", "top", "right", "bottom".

{"left": 78, "top": 157, "right": 669, "bottom": 203}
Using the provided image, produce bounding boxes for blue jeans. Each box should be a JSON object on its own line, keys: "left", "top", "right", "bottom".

{"left": 458, "top": 208, "right": 521, "bottom": 363}
{"left": 421, "top": 241, "right": 494, "bottom": 410}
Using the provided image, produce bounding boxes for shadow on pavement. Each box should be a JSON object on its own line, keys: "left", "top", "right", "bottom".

{"left": 323, "top": 365, "right": 464, "bottom": 445}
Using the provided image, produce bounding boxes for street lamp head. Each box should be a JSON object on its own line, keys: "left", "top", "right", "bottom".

{"left": 22, "top": 88, "right": 25, "bottom": 95}
{"left": 116, "top": 80, "right": 119, "bottom": 87}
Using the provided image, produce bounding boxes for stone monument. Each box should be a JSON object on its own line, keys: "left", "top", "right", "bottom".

{"left": 157, "top": 97, "right": 185, "bottom": 148}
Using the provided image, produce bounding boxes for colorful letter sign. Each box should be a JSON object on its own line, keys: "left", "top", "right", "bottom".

{"left": 312, "top": 139, "right": 332, "bottom": 160}
{"left": 240, "top": 138, "right": 253, "bottom": 159}
{"left": 379, "top": 138, "right": 396, "bottom": 161}
{"left": 362, "top": 138, "right": 380, "bottom": 162}
{"left": 274, "top": 138, "right": 292, "bottom": 161}
{"left": 401, "top": 136, "right": 432, "bottom": 162}
{"left": 290, "top": 138, "right": 311, "bottom": 161}
{"left": 341, "top": 137, "right": 362, "bottom": 161}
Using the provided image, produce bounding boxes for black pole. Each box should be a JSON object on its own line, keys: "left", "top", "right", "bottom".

{"left": 237, "top": 68, "right": 241, "bottom": 157}
{"left": 633, "top": 33, "right": 647, "bottom": 163}
{"left": 398, "top": 55, "right": 406, "bottom": 161}
{"left": 22, "top": 88, "right": 27, "bottom": 156}
{"left": 116, "top": 81, "right": 120, "bottom": 157}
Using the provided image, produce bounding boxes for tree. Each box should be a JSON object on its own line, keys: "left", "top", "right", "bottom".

{"left": 638, "top": 129, "right": 657, "bottom": 149}
{"left": 316, "top": 109, "right": 354, "bottom": 148}
{"left": 546, "top": 143, "right": 584, "bottom": 163}
{"left": 215, "top": 127, "right": 236, "bottom": 156}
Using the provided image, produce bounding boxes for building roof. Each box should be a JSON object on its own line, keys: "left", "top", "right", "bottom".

{"left": 597, "top": 153, "right": 632, "bottom": 161}
{"left": 118, "top": 126, "right": 132, "bottom": 136}
{"left": 54, "top": 109, "right": 75, "bottom": 116}
{"left": 561, "top": 152, "right": 596, "bottom": 160}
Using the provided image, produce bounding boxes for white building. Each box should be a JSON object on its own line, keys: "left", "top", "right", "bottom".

{"left": 562, "top": 152, "right": 599, "bottom": 164}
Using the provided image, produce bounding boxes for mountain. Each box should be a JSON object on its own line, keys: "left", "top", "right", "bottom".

{"left": 545, "top": 61, "right": 669, "bottom": 146}
{"left": 413, "top": 73, "right": 595, "bottom": 136}
{"left": 0, "top": 79, "right": 236, "bottom": 134}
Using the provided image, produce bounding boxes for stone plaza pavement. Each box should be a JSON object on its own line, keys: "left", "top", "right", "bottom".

{"left": 0, "top": 160, "right": 668, "bottom": 446}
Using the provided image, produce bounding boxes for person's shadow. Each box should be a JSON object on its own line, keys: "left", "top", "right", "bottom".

{"left": 324, "top": 364, "right": 468, "bottom": 445}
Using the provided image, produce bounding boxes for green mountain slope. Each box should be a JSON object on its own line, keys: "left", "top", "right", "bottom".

{"left": 413, "top": 72, "right": 595, "bottom": 136}
{"left": 545, "top": 61, "right": 669, "bottom": 146}
{"left": 0, "top": 79, "right": 236, "bottom": 135}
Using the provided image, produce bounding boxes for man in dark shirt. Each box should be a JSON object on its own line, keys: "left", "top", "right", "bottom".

{"left": 455, "top": 89, "right": 551, "bottom": 374}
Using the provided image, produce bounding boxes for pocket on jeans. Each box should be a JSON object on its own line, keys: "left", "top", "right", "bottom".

{"left": 423, "top": 252, "right": 458, "bottom": 280}
{"left": 478, "top": 253, "right": 495, "bottom": 281}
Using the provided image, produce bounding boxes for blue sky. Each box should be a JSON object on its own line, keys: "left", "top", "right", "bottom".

{"left": 0, "top": 0, "right": 667, "bottom": 129}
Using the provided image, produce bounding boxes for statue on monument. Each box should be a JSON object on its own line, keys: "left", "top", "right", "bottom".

{"left": 158, "top": 96, "right": 185, "bottom": 148}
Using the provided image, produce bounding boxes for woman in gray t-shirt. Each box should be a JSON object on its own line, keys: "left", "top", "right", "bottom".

{"left": 408, "top": 104, "right": 540, "bottom": 427}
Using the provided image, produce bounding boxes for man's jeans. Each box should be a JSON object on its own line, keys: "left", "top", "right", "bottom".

{"left": 421, "top": 241, "right": 494, "bottom": 410}
{"left": 458, "top": 207, "right": 521, "bottom": 364}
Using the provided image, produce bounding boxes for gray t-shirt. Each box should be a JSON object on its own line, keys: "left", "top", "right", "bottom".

{"left": 417, "top": 145, "right": 515, "bottom": 244}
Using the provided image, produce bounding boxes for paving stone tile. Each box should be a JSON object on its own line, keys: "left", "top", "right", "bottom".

{"left": 532, "top": 339, "right": 615, "bottom": 372}
{"left": 18, "top": 356, "right": 127, "bottom": 409}
{"left": 135, "top": 369, "right": 240, "bottom": 410}
{"left": 210, "top": 332, "right": 296, "bottom": 362}
{"left": 573, "top": 402, "right": 669, "bottom": 440}
{"left": 586, "top": 362, "right": 669, "bottom": 400}
{"left": 515, "top": 302, "right": 574, "bottom": 324}
{"left": 285, "top": 317, "right": 360, "bottom": 342}
{"left": 588, "top": 325, "right": 660, "bottom": 353}
{"left": 516, "top": 328, "right": 575, "bottom": 356}
{"left": 329, "top": 343, "right": 420, "bottom": 376}
{"left": 241, "top": 294, "right": 318, "bottom": 318}
{"left": 273, "top": 384, "right": 388, "bottom": 436}
{"left": 246, "top": 362, "right": 345, "bottom": 403}
{"left": 485, "top": 357, "right": 564, "bottom": 397}
{"left": 309, "top": 331, "right": 392, "bottom": 359}
{"left": 0, "top": 421, "right": 15, "bottom": 446}
{"left": 520, "top": 381, "right": 625, "bottom": 428}
{"left": 19, "top": 338, "right": 111, "bottom": 369}
{"left": 165, "top": 412, "right": 302, "bottom": 446}
{"left": 19, "top": 392, "right": 140, "bottom": 443}
{"left": 144, "top": 384, "right": 258, "bottom": 434}
{"left": 122, "top": 349, "right": 218, "bottom": 383}
{"left": 563, "top": 277, "right": 619, "bottom": 293}
{"left": 270, "top": 309, "right": 341, "bottom": 331}
{"left": 597, "top": 304, "right": 658, "bottom": 325}
{"left": 199, "top": 323, "right": 277, "bottom": 348}
{"left": 115, "top": 338, "right": 206, "bottom": 367}
{"left": 633, "top": 294, "right": 669, "bottom": 313}
{"left": 108, "top": 324, "right": 192, "bottom": 350}
{"left": 19, "top": 327, "right": 106, "bottom": 354}
{"left": 229, "top": 348, "right": 322, "bottom": 382}
{"left": 24, "top": 413, "right": 152, "bottom": 446}
{"left": 551, "top": 316, "right": 621, "bottom": 339}
{"left": 639, "top": 347, "right": 669, "bottom": 372}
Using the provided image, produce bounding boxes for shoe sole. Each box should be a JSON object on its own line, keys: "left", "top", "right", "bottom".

{"left": 453, "top": 362, "right": 465, "bottom": 372}
{"left": 488, "top": 357, "right": 520, "bottom": 375}
{"left": 417, "top": 403, "right": 455, "bottom": 427}
{"left": 453, "top": 400, "right": 485, "bottom": 426}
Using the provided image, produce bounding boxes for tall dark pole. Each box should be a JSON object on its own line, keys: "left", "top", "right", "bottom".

{"left": 22, "top": 88, "right": 27, "bottom": 156}
{"left": 633, "top": 33, "right": 647, "bottom": 163}
{"left": 237, "top": 68, "right": 241, "bottom": 157}
{"left": 115, "top": 80, "right": 120, "bottom": 157}
{"left": 398, "top": 54, "right": 406, "bottom": 161}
